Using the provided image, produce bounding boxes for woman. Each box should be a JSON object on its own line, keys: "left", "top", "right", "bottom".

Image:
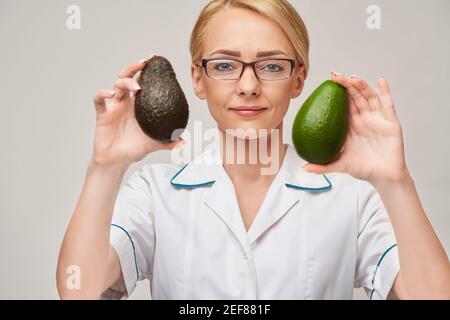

{"left": 56, "top": 0, "right": 449, "bottom": 299}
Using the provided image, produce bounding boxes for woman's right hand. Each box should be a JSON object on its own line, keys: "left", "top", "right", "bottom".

{"left": 91, "top": 55, "right": 184, "bottom": 168}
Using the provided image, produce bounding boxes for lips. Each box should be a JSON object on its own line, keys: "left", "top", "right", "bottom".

{"left": 229, "top": 106, "right": 267, "bottom": 111}
{"left": 229, "top": 106, "right": 267, "bottom": 118}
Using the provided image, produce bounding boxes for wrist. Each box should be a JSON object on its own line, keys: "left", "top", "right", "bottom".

{"left": 371, "top": 168, "right": 414, "bottom": 194}
{"left": 87, "top": 159, "right": 129, "bottom": 177}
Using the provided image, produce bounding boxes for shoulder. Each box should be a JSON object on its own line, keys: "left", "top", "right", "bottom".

{"left": 328, "top": 172, "right": 379, "bottom": 203}
{"left": 118, "top": 162, "right": 185, "bottom": 195}
{"left": 112, "top": 162, "right": 185, "bottom": 209}
{"left": 136, "top": 162, "right": 185, "bottom": 187}
{"left": 325, "top": 172, "right": 369, "bottom": 194}
{"left": 326, "top": 172, "right": 386, "bottom": 228}
{"left": 312, "top": 171, "right": 381, "bottom": 221}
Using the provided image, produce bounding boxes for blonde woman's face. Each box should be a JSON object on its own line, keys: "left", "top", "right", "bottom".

{"left": 191, "top": 8, "right": 305, "bottom": 137}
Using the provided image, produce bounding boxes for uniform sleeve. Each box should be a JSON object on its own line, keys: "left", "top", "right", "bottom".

{"left": 101, "top": 166, "right": 155, "bottom": 299}
{"left": 354, "top": 181, "right": 400, "bottom": 300}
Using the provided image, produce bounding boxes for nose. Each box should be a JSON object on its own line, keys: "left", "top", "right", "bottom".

{"left": 236, "top": 65, "right": 260, "bottom": 96}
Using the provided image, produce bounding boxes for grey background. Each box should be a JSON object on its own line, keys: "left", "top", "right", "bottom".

{"left": 0, "top": 0, "right": 448, "bottom": 299}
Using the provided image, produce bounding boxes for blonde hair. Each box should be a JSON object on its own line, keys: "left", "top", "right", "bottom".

{"left": 189, "top": 0, "right": 310, "bottom": 78}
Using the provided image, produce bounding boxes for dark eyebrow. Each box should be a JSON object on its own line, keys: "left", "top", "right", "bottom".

{"left": 209, "top": 49, "right": 288, "bottom": 57}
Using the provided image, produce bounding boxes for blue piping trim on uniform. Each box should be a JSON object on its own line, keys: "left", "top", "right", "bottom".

{"left": 284, "top": 174, "right": 332, "bottom": 191}
{"left": 170, "top": 162, "right": 216, "bottom": 189}
{"left": 369, "top": 243, "right": 398, "bottom": 300}
{"left": 111, "top": 223, "right": 139, "bottom": 281}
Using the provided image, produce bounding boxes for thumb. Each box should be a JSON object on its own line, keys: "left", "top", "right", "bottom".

{"left": 303, "top": 161, "right": 345, "bottom": 174}
{"left": 162, "top": 138, "right": 185, "bottom": 150}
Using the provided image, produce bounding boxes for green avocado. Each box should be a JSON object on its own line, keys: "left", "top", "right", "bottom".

{"left": 292, "top": 80, "right": 349, "bottom": 165}
{"left": 135, "top": 55, "right": 189, "bottom": 142}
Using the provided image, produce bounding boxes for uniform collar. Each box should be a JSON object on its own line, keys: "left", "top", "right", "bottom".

{"left": 170, "top": 142, "right": 332, "bottom": 191}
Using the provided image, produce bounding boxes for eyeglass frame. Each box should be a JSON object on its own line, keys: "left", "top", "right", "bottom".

{"left": 197, "top": 57, "right": 300, "bottom": 81}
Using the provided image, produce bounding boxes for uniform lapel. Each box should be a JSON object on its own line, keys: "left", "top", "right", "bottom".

{"left": 203, "top": 171, "right": 251, "bottom": 251}
{"left": 170, "top": 141, "right": 251, "bottom": 249}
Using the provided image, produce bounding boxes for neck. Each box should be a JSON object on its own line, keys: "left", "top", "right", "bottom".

{"left": 219, "top": 123, "right": 287, "bottom": 182}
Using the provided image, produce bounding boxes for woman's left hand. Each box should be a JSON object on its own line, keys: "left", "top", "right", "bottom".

{"left": 303, "top": 73, "right": 410, "bottom": 185}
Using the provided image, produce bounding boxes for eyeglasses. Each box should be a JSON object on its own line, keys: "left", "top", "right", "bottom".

{"left": 198, "top": 58, "right": 299, "bottom": 81}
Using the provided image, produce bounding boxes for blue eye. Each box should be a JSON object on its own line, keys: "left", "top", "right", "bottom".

{"left": 263, "top": 64, "right": 284, "bottom": 72}
{"left": 214, "top": 62, "right": 234, "bottom": 71}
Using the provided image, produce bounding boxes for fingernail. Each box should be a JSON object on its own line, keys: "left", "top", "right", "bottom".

{"left": 332, "top": 71, "right": 342, "bottom": 77}
{"left": 174, "top": 141, "right": 185, "bottom": 149}
{"left": 350, "top": 74, "right": 358, "bottom": 79}
{"left": 108, "top": 90, "right": 115, "bottom": 97}
{"left": 141, "top": 54, "right": 156, "bottom": 65}
{"left": 134, "top": 83, "right": 141, "bottom": 90}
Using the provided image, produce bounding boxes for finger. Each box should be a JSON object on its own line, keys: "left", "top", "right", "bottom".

{"left": 348, "top": 95, "right": 360, "bottom": 117}
{"left": 378, "top": 76, "right": 392, "bottom": 98}
{"left": 331, "top": 72, "right": 371, "bottom": 114}
{"left": 329, "top": 73, "right": 360, "bottom": 117}
{"left": 377, "top": 77, "right": 398, "bottom": 122}
{"left": 330, "top": 73, "right": 365, "bottom": 135}
{"left": 93, "top": 89, "right": 115, "bottom": 113}
{"left": 303, "top": 160, "right": 346, "bottom": 174}
{"left": 160, "top": 138, "right": 186, "bottom": 150}
{"left": 350, "top": 76, "right": 382, "bottom": 112}
{"left": 113, "top": 78, "right": 141, "bottom": 101}
{"left": 118, "top": 54, "right": 156, "bottom": 79}
{"left": 346, "top": 94, "right": 366, "bottom": 135}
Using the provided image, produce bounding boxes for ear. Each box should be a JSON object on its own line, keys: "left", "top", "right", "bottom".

{"left": 290, "top": 65, "right": 306, "bottom": 99}
{"left": 191, "top": 63, "right": 207, "bottom": 100}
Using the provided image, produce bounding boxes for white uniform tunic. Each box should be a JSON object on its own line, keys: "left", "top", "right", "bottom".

{"left": 104, "top": 142, "right": 400, "bottom": 300}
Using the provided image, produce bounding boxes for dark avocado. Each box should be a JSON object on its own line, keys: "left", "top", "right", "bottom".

{"left": 135, "top": 55, "right": 189, "bottom": 142}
